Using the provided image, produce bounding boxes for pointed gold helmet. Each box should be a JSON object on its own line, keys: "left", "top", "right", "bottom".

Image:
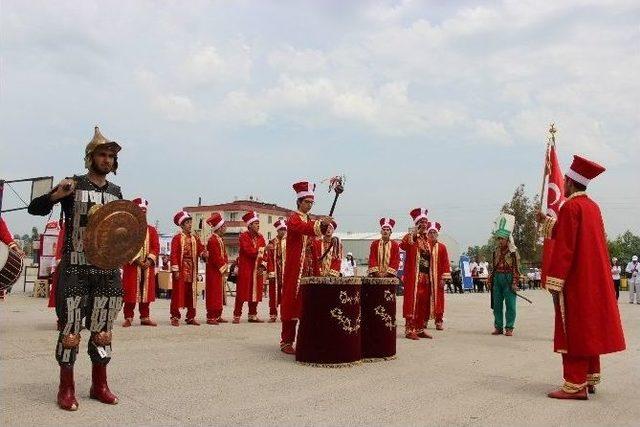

{"left": 84, "top": 126, "right": 122, "bottom": 173}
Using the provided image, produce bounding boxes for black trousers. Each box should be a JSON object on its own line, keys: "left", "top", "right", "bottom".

{"left": 55, "top": 259, "right": 123, "bottom": 366}
{"left": 613, "top": 279, "right": 620, "bottom": 300}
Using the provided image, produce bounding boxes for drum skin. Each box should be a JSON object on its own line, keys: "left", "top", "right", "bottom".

{"left": 361, "top": 277, "right": 398, "bottom": 361}
{"left": 296, "top": 277, "right": 362, "bottom": 367}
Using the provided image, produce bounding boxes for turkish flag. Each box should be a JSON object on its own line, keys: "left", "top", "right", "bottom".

{"left": 541, "top": 145, "right": 564, "bottom": 287}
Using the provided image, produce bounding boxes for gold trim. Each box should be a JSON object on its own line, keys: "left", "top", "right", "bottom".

{"left": 562, "top": 380, "right": 587, "bottom": 393}
{"left": 367, "top": 266, "right": 380, "bottom": 274}
{"left": 546, "top": 276, "right": 565, "bottom": 292}
{"left": 297, "top": 360, "right": 362, "bottom": 368}
{"left": 587, "top": 373, "right": 601, "bottom": 385}
{"left": 313, "top": 219, "right": 322, "bottom": 237}
{"left": 542, "top": 217, "right": 557, "bottom": 239}
{"left": 566, "top": 191, "right": 587, "bottom": 201}
{"left": 362, "top": 355, "right": 397, "bottom": 363}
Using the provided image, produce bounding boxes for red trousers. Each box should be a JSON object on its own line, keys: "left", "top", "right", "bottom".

{"left": 233, "top": 299, "right": 258, "bottom": 317}
{"left": 206, "top": 308, "right": 223, "bottom": 320}
{"left": 123, "top": 302, "right": 151, "bottom": 319}
{"left": 281, "top": 319, "right": 298, "bottom": 345}
{"left": 406, "top": 275, "right": 430, "bottom": 333}
{"left": 562, "top": 353, "right": 601, "bottom": 392}
{"left": 170, "top": 282, "right": 196, "bottom": 320}
{"left": 268, "top": 280, "right": 280, "bottom": 317}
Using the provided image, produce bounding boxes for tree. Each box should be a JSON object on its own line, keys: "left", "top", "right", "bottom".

{"left": 608, "top": 230, "right": 640, "bottom": 264}
{"left": 499, "top": 184, "right": 541, "bottom": 265}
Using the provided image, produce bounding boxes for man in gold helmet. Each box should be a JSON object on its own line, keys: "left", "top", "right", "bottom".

{"left": 28, "top": 127, "right": 124, "bottom": 412}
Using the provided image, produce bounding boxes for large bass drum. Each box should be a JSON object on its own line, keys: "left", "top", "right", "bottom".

{"left": 361, "top": 277, "right": 398, "bottom": 361}
{"left": 0, "top": 242, "right": 23, "bottom": 291}
{"left": 296, "top": 276, "right": 362, "bottom": 367}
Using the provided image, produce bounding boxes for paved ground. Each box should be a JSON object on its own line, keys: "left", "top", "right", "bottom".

{"left": 1, "top": 288, "right": 638, "bottom": 426}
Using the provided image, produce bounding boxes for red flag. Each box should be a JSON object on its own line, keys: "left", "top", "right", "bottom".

{"left": 541, "top": 145, "right": 564, "bottom": 287}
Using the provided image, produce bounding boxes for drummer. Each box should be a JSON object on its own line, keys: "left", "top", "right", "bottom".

{"left": 313, "top": 220, "right": 342, "bottom": 277}
{"left": 279, "top": 181, "right": 333, "bottom": 355}
{"left": 0, "top": 217, "right": 26, "bottom": 298}
{"left": 425, "top": 221, "right": 451, "bottom": 331}
{"left": 28, "top": 127, "right": 124, "bottom": 411}
{"left": 367, "top": 218, "right": 400, "bottom": 278}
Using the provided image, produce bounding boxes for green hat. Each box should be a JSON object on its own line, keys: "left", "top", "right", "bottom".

{"left": 494, "top": 213, "right": 515, "bottom": 239}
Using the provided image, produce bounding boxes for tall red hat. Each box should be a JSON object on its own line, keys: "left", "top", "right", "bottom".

{"left": 329, "top": 220, "right": 337, "bottom": 230}
{"left": 293, "top": 181, "right": 315, "bottom": 199}
{"left": 427, "top": 221, "right": 441, "bottom": 233}
{"left": 132, "top": 197, "right": 148, "bottom": 212}
{"left": 379, "top": 217, "right": 396, "bottom": 230}
{"left": 565, "top": 155, "right": 605, "bottom": 187}
{"left": 274, "top": 218, "right": 287, "bottom": 231}
{"left": 206, "top": 212, "right": 225, "bottom": 232}
{"left": 242, "top": 211, "right": 259, "bottom": 225}
{"left": 409, "top": 208, "right": 428, "bottom": 225}
{"left": 173, "top": 211, "right": 191, "bottom": 226}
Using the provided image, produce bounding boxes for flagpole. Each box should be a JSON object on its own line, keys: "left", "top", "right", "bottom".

{"left": 538, "top": 123, "right": 556, "bottom": 213}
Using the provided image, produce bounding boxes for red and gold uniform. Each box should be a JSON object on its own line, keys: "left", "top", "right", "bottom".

{"left": 205, "top": 213, "right": 228, "bottom": 324}
{"left": 313, "top": 220, "right": 342, "bottom": 277}
{"left": 280, "top": 181, "right": 324, "bottom": 353}
{"left": 122, "top": 198, "right": 160, "bottom": 326}
{"left": 234, "top": 211, "right": 267, "bottom": 322}
{"left": 400, "top": 208, "right": 433, "bottom": 339}
{"left": 426, "top": 221, "right": 451, "bottom": 329}
{"left": 367, "top": 218, "right": 400, "bottom": 277}
{"left": 170, "top": 211, "right": 205, "bottom": 324}
{"left": 266, "top": 218, "right": 287, "bottom": 321}
{"left": 544, "top": 156, "right": 625, "bottom": 399}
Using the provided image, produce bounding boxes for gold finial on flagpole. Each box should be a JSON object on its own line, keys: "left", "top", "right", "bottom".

{"left": 548, "top": 123, "right": 557, "bottom": 145}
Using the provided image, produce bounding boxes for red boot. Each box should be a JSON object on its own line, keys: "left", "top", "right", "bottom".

{"left": 547, "top": 388, "right": 588, "bottom": 400}
{"left": 57, "top": 365, "right": 78, "bottom": 411}
{"left": 89, "top": 364, "right": 119, "bottom": 405}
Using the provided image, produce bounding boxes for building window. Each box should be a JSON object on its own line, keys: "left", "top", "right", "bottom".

{"left": 229, "top": 212, "right": 237, "bottom": 221}
{"left": 268, "top": 215, "right": 273, "bottom": 224}
{"left": 267, "top": 232, "right": 272, "bottom": 240}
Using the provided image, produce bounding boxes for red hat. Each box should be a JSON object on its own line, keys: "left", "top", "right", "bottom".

{"left": 293, "top": 181, "right": 315, "bottom": 199}
{"left": 274, "top": 218, "right": 287, "bottom": 231}
{"left": 242, "top": 211, "right": 259, "bottom": 225}
{"left": 329, "top": 220, "right": 337, "bottom": 230}
{"left": 173, "top": 211, "right": 191, "bottom": 226}
{"left": 132, "top": 197, "right": 148, "bottom": 212}
{"left": 565, "top": 155, "right": 605, "bottom": 187}
{"left": 206, "top": 212, "right": 225, "bottom": 232}
{"left": 379, "top": 217, "right": 396, "bottom": 230}
{"left": 409, "top": 208, "right": 428, "bottom": 225}
{"left": 427, "top": 221, "right": 441, "bottom": 233}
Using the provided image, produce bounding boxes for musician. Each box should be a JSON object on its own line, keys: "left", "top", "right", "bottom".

{"left": 121, "top": 198, "right": 160, "bottom": 327}
{"left": 487, "top": 213, "right": 519, "bottom": 336}
{"left": 170, "top": 211, "right": 206, "bottom": 326}
{"left": 541, "top": 155, "right": 625, "bottom": 400}
{"left": 266, "top": 218, "right": 287, "bottom": 322}
{"left": 367, "top": 218, "right": 400, "bottom": 278}
{"left": 400, "top": 208, "right": 433, "bottom": 340}
{"left": 234, "top": 211, "right": 267, "bottom": 323}
{"left": 280, "top": 181, "right": 332, "bottom": 355}
{"left": 426, "top": 221, "right": 451, "bottom": 331}
{"left": 0, "top": 217, "right": 25, "bottom": 299}
{"left": 28, "top": 127, "right": 124, "bottom": 411}
{"left": 205, "top": 212, "right": 229, "bottom": 325}
{"left": 313, "top": 220, "right": 342, "bottom": 277}
{"left": 626, "top": 255, "right": 639, "bottom": 304}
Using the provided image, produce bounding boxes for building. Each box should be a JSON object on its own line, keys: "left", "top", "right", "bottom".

{"left": 183, "top": 198, "right": 296, "bottom": 259}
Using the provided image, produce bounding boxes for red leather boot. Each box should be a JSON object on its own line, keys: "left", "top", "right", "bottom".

{"left": 57, "top": 365, "right": 78, "bottom": 411}
{"left": 89, "top": 364, "right": 119, "bottom": 404}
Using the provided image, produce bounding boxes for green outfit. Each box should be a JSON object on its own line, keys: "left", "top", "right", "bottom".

{"left": 492, "top": 272, "right": 516, "bottom": 329}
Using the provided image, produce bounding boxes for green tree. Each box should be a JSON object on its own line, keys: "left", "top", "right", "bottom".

{"left": 500, "top": 184, "right": 541, "bottom": 264}
{"left": 608, "top": 230, "right": 640, "bottom": 264}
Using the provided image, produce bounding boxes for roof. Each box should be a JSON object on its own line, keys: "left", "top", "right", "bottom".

{"left": 184, "top": 199, "right": 294, "bottom": 216}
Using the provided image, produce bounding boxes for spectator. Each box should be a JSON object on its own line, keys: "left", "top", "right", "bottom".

{"left": 533, "top": 268, "right": 541, "bottom": 289}
{"left": 626, "top": 255, "right": 639, "bottom": 304}
{"left": 341, "top": 252, "right": 357, "bottom": 277}
{"left": 611, "top": 258, "right": 621, "bottom": 300}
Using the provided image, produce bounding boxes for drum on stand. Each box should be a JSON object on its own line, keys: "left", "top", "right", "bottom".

{"left": 0, "top": 242, "right": 24, "bottom": 292}
{"left": 361, "top": 277, "right": 398, "bottom": 361}
{"left": 296, "top": 276, "right": 362, "bottom": 367}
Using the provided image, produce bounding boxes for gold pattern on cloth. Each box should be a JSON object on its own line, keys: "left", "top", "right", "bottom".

{"left": 374, "top": 305, "right": 396, "bottom": 330}
{"left": 377, "top": 240, "right": 392, "bottom": 275}
{"left": 329, "top": 308, "right": 361, "bottom": 334}
{"left": 180, "top": 232, "right": 199, "bottom": 306}
{"left": 135, "top": 229, "right": 151, "bottom": 303}
{"left": 384, "top": 289, "right": 395, "bottom": 302}
{"left": 546, "top": 276, "right": 565, "bottom": 292}
{"left": 339, "top": 291, "right": 359, "bottom": 305}
{"left": 587, "top": 373, "right": 601, "bottom": 385}
{"left": 562, "top": 380, "right": 587, "bottom": 393}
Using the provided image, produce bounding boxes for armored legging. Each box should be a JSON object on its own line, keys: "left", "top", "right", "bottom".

{"left": 55, "top": 259, "right": 123, "bottom": 366}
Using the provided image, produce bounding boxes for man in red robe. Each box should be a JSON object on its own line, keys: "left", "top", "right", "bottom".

{"left": 425, "top": 221, "right": 451, "bottom": 331}
{"left": 313, "top": 220, "right": 342, "bottom": 277}
{"left": 400, "top": 208, "right": 433, "bottom": 340}
{"left": 122, "top": 198, "right": 160, "bottom": 327}
{"left": 234, "top": 211, "right": 267, "bottom": 323}
{"left": 170, "top": 211, "right": 206, "bottom": 326}
{"left": 367, "top": 218, "right": 400, "bottom": 278}
{"left": 205, "top": 212, "right": 229, "bottom": 325}
{"left": 266, "top": 218, "right": 287, "bottom": 322}
{"left": 280, "top": 181, "right": 332, "bottom": 355}
{"left": 542, "top": 155, "right": 626, "bottom": 400}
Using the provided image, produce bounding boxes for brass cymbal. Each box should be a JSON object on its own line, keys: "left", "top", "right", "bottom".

{"left": 83, "top": 200, "right": 147, "bottom": 269}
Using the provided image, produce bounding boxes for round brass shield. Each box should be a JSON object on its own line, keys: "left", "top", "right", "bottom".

{"left": 83, "top": 200, "right": 147, "bottom": 269}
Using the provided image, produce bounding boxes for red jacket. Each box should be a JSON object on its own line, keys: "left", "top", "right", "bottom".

{"left": 206, "top": 233, "right": 228, "bottom": 311}
{"left": 313, "top": 238, "right": 342, "bottom": 277}
{"left": 170, "top": 232, "right": 204, "bottom": 308}
{"left": 367, "top": 239, "right": 400, "bottom": 277}
{"left": 236, "top": 230, "right": 266, "bottom": 303}
{"left": 122, "top": 225, "right": 160, "bottom": 304}
{"left": 0, "top": 218, "right": 16, "bottom": 248}
{"left": 545, "top": 192, "right": 625, "bottom": 356}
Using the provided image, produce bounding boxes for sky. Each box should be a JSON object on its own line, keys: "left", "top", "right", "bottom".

{"left": 1, "top": 0, "right": 639, "bottom": 249}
